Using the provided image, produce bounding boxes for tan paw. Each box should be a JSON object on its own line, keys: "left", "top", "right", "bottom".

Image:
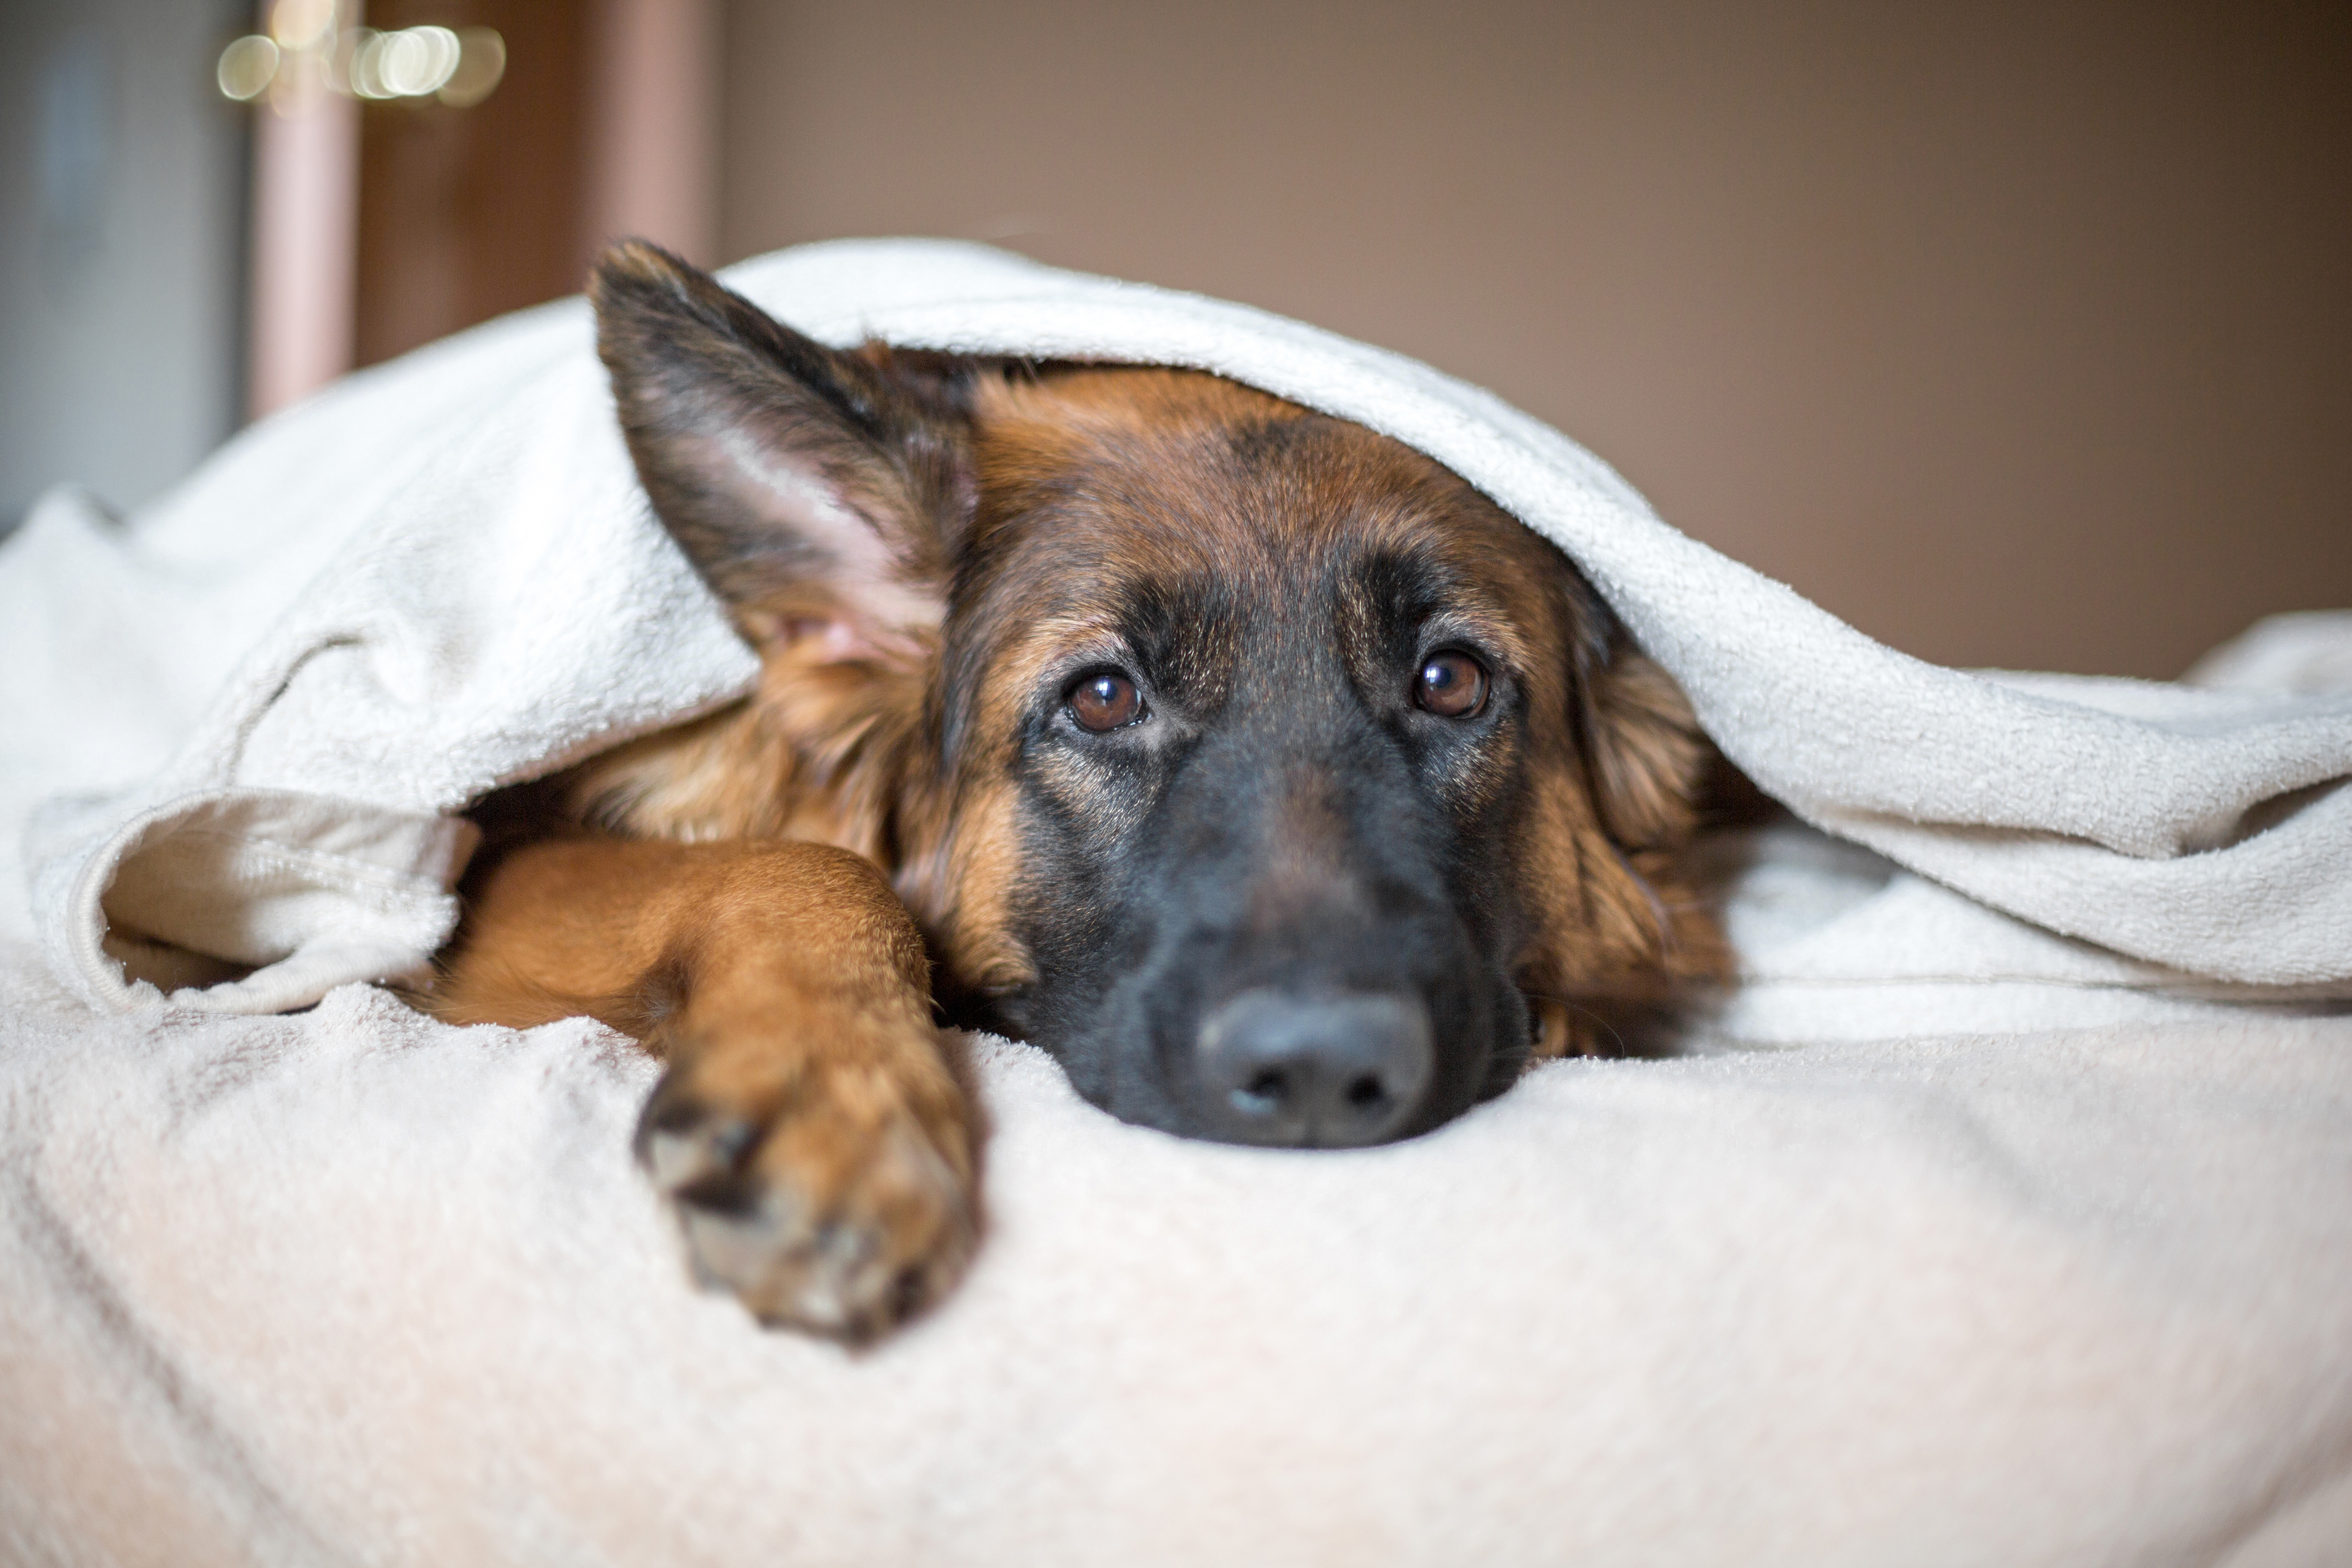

{"left": 634, "top": 1034, "right": 977, "bottom": 1343}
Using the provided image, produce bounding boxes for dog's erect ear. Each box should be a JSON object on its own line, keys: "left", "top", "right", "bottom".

{"left": 590, "top": 239, "right": 972, "bottom": 663}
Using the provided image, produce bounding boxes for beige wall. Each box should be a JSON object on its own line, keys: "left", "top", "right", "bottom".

{"left": 718, "top": 0, "right": 2349, "bottom": 679}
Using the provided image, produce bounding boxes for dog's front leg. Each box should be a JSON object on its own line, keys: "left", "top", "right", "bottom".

{"left": 434, "top": 836, "right": 975, "bottom": 1342}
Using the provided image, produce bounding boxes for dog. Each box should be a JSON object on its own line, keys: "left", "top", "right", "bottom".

{"left": 429, "top": 241, "right": 1725, "bottom": 1343}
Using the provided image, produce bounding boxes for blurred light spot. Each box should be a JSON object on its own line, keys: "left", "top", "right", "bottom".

{"left": 222, "top": 12, "right": 502, "bottom": 109}
{"left": 439, "top": 29, "right": 506, "bottom": 108}
{"left": 346, "top": 28, "right": 388, "bottom": 99}
{"left": 217, "top": 35, "right": 281, "bottom": 101}
{"left": 270, "top": 0, "right": 338, "bottom": 51}
{"left": 380, "top": 25, "right": 460, "bottom": 96}
{"left": 350, "top": 25, "right": 500, "bottom": 105}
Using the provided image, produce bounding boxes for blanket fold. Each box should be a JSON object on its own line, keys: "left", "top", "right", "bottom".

{"left": 4, "top": 238, "right": 2348, "bottom": 1012}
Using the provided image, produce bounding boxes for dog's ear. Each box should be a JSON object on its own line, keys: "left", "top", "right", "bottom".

{"left": 1580, "top": 630, "right": 1708, "bottom": 853}
{"left": 590, "top": 239, "right": 971, "bottom": 665}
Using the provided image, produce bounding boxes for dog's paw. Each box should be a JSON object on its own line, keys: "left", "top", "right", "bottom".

{"left": 634, "top": 1027, "right": 977, "bottom": 1344}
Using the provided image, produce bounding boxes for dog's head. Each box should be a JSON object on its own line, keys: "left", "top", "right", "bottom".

{"left": 585, "top": 242, "right": 1720, "bottom": 1148}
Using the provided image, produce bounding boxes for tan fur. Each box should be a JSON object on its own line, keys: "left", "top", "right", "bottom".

{"left": 439, "top": 279, "right": 1723, "bottom": 1336}
{"left": 439, "top": 836, "right": 973, "bottom": 1342}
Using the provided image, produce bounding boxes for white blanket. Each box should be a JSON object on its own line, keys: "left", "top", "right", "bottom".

{"left": 4, "top": 241, "right": 2350, "bottom": 1564}
{"left": 5, "top": 240, "right": 2349, "bottom": 1014}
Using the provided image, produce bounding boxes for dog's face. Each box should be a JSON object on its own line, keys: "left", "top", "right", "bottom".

{"left": 585, "top": 244, "right": 1719, "bottom": 1148}
{"left": 933, "top": 372, "right": 1657, "bottom": 1144}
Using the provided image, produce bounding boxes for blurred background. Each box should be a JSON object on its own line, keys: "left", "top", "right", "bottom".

{"left": 1, "top": 0, "right": 2344, "bottom": 678}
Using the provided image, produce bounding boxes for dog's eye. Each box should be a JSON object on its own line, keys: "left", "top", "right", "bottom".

{"left": 1414, "top": 651, "right": 1488, "bottom": 718}
{"left": 1068, "top": 671, "right": 1145, "bottom": 731}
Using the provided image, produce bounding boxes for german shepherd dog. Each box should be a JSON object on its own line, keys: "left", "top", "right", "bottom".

{"left": 431, "top": 242, "right": 1723, "bottom": 1343}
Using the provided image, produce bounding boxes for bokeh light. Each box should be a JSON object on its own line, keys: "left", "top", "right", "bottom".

{"left": 218, "top": 16, "right": 504, "bottom": 110}
{"left": 215, "top": 34, "right": 279, "bottom": 102}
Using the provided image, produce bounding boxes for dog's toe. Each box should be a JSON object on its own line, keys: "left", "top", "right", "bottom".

{"left": 636, "top": 1059, "right": 976, "bottom": 1343}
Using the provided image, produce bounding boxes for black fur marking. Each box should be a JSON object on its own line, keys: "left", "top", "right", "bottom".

{"left": 979, "top": 520, "right": 1545, "bottom": 1143}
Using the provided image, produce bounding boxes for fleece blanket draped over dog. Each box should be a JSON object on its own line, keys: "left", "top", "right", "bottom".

{"left": 4, "top": 241, "right": 2349, "bottom": 1564}
{"left": 6, "top": 242, "right": 2352, "bottom": 1014}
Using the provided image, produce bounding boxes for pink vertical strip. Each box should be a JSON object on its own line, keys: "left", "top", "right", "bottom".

{"left": 586, "top": 0, "right": 720, "bottom": 269}
{"left": 247, "top": 83, "right": 360, "bottom": 419}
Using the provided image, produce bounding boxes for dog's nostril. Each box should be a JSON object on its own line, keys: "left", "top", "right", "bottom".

{"left": 1240, "top": 1068, "right": 1290, "bottom": 1111}
{"left": 1195, "top": 989, "right": 1433, "bottom": 1148}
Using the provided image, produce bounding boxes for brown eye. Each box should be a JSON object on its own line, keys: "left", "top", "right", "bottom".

{"left": 1415, "top": 651, "right": 1488, "bottom": 718}
{"left": 1068, "top": 671, "right": 1144, "bottom": 731}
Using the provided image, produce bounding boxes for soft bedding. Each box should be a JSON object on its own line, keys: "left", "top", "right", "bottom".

{"left": 2, "top": 241, "right": 2348, "bottom": 1566}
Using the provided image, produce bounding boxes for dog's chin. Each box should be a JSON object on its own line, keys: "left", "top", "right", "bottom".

{"left": 980, "top": 999, "right": 1201, "bottom": 1140}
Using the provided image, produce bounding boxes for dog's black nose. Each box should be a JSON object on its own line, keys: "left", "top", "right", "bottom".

{"left": 1195, "top": 989, "right": 1433, "bottom": 1146}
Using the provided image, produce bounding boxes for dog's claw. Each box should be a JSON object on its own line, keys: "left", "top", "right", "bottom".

{"left": 636, "top": 1055, "right": 976, "bottom": 1343}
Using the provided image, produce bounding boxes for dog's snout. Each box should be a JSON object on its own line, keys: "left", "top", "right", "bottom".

{"left": 1195, "top": 989, "right": 1433, "bottom": 1147}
